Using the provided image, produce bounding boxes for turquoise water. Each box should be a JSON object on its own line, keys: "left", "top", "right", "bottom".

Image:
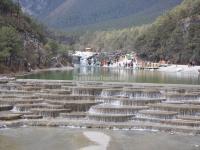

{"left": 20, "top": 67, "right": 200, "bottom": 85}
{"left": 0, "top": 127, "right": 200, "bottom": 150}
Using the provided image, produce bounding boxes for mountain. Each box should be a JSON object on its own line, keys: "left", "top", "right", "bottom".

{"left": 77, "top": 0, "right": 200, "bottom": 64}
{"left": 19, "top": 0, "right": 65, "bottom": 19}
{"left": 19, "top": 0, "right": 182, "bottom": 31}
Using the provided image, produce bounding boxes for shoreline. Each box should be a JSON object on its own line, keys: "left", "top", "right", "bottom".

{"left": 0, "top": 66, "right": 74, "bottom": 79}
{"left": 158, "top": 64, "right": 200, "bottom": 74}
{"left": 1, "top": 64, "right": 200, "bottom": 77}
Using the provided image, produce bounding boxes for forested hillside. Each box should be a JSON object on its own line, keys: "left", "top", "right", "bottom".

{"left": 135, "top": 0, "right": 200, "bottom": 64}
{"left": 18, "top": 0, "right": 65, "bottom": 19}
{"left": 2, "top": 0, "right": 199, "bottom": 70}
{"left": 0, "top": 0, "right": 70, "bottom": 73}
{"left": 19, "top": 0, "right": 182, "bottom": 31}
{"left": 77, "top": 0, "right": 200, "bottom": 64}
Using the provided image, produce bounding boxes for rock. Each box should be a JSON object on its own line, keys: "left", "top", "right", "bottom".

{"left": 0, "top": 114, "right": 22, "bottom": 121}
{"left": 0, "top": 105, "right": 13, "bottom": 111}
{"left": 23, "top": 115, "right": 43, "bottom": 119}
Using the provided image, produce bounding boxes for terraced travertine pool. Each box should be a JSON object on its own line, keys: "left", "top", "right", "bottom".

{"left": 1, "top": 79, "right": 200, "bottom": 133}
{"left": 1, "top": 77, "right": 200, "bottom": 150}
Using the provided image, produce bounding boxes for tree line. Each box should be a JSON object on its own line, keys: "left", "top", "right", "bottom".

{"left": 73, "top": 0, "right": 200, "bottom": 65}
{"left": 0, "top": 0, "right": 71, "bottom": 73}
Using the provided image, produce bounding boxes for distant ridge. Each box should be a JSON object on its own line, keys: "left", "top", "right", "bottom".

{"left": 19, "top": 0, "right": 182, "bottom": 31}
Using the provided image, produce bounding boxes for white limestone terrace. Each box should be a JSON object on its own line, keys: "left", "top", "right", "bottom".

{"left": 1, "top": 78, "right": 200, "bottom": 134}
{"left": 158, "top": 65, "right": 200, "bottom": 74}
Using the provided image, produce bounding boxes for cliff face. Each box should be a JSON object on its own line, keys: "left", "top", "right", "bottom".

{"left": 180, "top": 15, "right": 200, "bottom": 36}
{"left": 0, "top": 0, "right": 72, "bottom": 74}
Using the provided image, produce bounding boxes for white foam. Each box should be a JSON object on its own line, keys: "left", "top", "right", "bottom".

{"left": 80, "top": 131, "right": 110, "bottom": 150}
{"left": 158, "top": 65, "right": 200, "bottom": 74}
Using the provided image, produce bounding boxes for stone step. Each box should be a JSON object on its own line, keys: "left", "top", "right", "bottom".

{"left": 14, "top": 104, "right": 65, "bottom": 112}
{"left": 149, "top": 103, "right": 200, "bottom": 115}
{"left": 119, "top": 98, "right": 165, "bottom": 106}
{"left": 0, "top": 99, "right": 44, "bottom": 105}
{"left": 12, "top": 112, "right": 34, "bottom": 115}
{"left": 97, "top": 97, "right": 166, "bottom": 106}
{"left": 15, "top": 81, "right": 63, "bottom": 89}
{"left": 163, "top": 119, "right": 200, "bottom": 127}
{"left": 46, "top": 100, "right": 100, "bottom": 112}
{"left": 88, "top": 114, "right": 134, "bottom": 122}
{"left": 23, "top": 115, "right": 43, "bottom": 119}
{"left": 134, "top": 117, "right": 200, "bottom": 127}
{"left": 0, "top": 84, "right": 18, "bottom": 90}
{"left": 30, "top": 108, "right": 71, "bottom": 117}
{"left": 90, "top": 105, "right": 148, "bottom": 115}
{"left": 44, "top": 104, "right": 65, "bottom": 109}
{"left": 0, "top": 105, "right": 13, "bottom": 111}
{"left": 165, "top": 93, "right": 200, "bottom": 100}
{"left": 6, "top": 89, "right": 71, "bottom": 95}
{"left": 0, "top": 95, "right": 39, "bottom": 99}
{"left": 60, "top": 112, "right": 86, "bottom": 119}
{"left": 45, "top": 100, "right": 99, "bottom": 105}
{"left": 164, "top": 100, "right": 200, "bottom": 105}
{"left": 16, "top": 79, "right": 74, "bottom": 85}
{"left": 177, "top": 115, "right": 200, "bottom": 121}
{"left": 41, "top": 89, "right": 71, "bottom": 95}
{"left": 0, "top": 114, "right": 22, "bottom": 121}
{"left": 64, "top": 101, "right": 101, "bottom": 112}
{"left": 37, "top": 94, "right": 95, "bottom": 100}
{"left": 14, "top": 104, "right": 45, "bottom": 112}
{"left": 0, "top": 90, "right": 36, "bottom": 95}
{"left": 71, "top": 87, "right": 103, "bottom": 96}
{"left": 138, "top": 110, "right": 178, "bottom": 119}
{"left": 102, "top": 88, "right": 162, "bottom": 98}
{"left": 134, "top": 117, "right": 168, "bottom": 123}
{"left": 0, "top": 78, "right": 15, "bottom": 84}
{"left": 165, "top": 93, "right": 200, "bottom": 97}
{"left": 17, "top": 87, "right": 42, "bottom": 91}
{"left": 21, "top": 118, "right": 200, "bottom": 134}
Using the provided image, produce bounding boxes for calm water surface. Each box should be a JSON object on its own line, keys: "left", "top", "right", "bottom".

{"left": 20, "top": 67, "right": 200, "bottom": 85}
{"left": 0, "top": 127, "right": 200, "bottom": 150}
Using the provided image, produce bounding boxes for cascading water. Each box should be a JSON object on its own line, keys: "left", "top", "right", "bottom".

{"left": 73, "top": 51, "right": 97, "bottom": 66}
{"left": 87, "top": 88, "right": 165, "bottom": 122}
{"left": 1, "top": 79, "right": 200, "bottom": 132}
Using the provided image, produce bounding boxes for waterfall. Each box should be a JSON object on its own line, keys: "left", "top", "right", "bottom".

{"left": 1, "top": 79, "right": 200, "bottom": 132}
{"left": 87, "top": 88, "right": 164, "bottom": 122}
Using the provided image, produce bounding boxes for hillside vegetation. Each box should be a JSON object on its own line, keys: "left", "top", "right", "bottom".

{"left": 77, "top": 0, "right": 200, "bottom": 64}
{"left": 19, "top": 0, "right": 182, "bottom": 31}
{"left": 135, "top": 0, "right": 200, "bottom": 64}
{"left": 0, "top": 0, "right": 70, "bottom": 73}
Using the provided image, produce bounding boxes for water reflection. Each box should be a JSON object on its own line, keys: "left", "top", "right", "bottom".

{"left": 20, "top": 67, "right": 200, "bottom": 85}
{"left": 1, "top": 128, "right": 200, "bottom": 150}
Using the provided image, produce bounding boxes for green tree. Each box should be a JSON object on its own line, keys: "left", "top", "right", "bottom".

{"left": 0, "top": 26, "right": 22, "bottom": 62}
{"left": 48, "top": 40, "right": 59, "bottom": 55}
{"left": 0, "top": 0, "right": 19, "bottom": 14}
